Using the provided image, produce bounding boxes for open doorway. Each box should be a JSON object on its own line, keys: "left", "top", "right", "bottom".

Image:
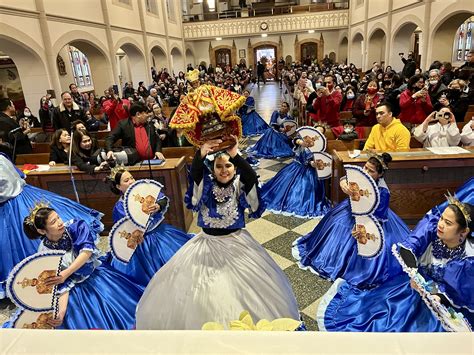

{"left": 255, "top": 46, "right": 276, "bottom": 81}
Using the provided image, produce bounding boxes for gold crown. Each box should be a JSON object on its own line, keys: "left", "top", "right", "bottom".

{"left": 446, "top": 192, "right": 471, "bottom": 225}
{"left": 367, "top": 151, "right": 388, "bottom": 171}
{"left": 108, "top": 164, "right": 127, "bottom": 181}
{"left": 25, "top": 201, "right": 50, "bottom": 227}
{"left": 185, "top": 69, "right": 200, "bottom": 83}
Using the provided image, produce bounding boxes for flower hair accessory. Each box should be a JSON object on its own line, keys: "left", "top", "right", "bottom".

{"left": 108, "top": 164, "right": 127, "bottom": 181}
{"left": 25, "top": 201, "right": 50, "bottom": 228}
{"left": 367, "top": 151, "right": 388, "bottom": 171}
{"left": 446, "top": 192, "right": 471, "bottom": 225}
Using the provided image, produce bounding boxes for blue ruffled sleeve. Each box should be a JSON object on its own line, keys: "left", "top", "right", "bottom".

{"left": 269, "top": 111, "right": 279, "bottom": 126}
{"left": 69, "top": 220, "right": 97, "bottom": 254}
{"left": 373, "top": 187, "right": 390, "bottom": 221}
{"left": 399, "top": 212, "right": 439, "bottom": 258}
{"left": 246, "top": 97, "right": 255, "bottom": 107}
{"left": 437, "top": 256, "right": 474, "bottom": 312}
{"left": 185, "top": 172, "right": 212, "bottom": 212}
{"left": 112, "top": 199, "right": 126, "bottom": 223}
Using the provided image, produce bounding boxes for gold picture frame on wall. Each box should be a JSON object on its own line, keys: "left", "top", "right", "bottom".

{"left": 239, "top": 49, "right": 246, "bottom": 59}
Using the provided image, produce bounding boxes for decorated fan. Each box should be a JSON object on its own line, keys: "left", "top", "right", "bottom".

{"left": 296, "top": 126, "right": 327, "bottom": 153}
{"left": 109, "top": 217, "right": 145, "bottom": 263}
{"left": 392, "top": 245, "right": 472, "bottom": 332}
{"left": 124, "top": 179, "right": 166, "bottom": 232}
{"left": 353, "top": 215, "right": 384, "bottom": 258}
{"left": 344, "top": 164, "right": 380, "bottom": 216}
{"left": 6, "top": 251, "right": 64, "bottom": 312}
{"left": 282, "top": 120, "right": 298, "bottom": 137}
{"left": 9, "top": 310, "right": 55, "bottom": 329}
{"left": 169, "top": 69, "right": 245, "bottom": 151}
{"left": 312, "top": 152, "right": 332, "bottom": 179}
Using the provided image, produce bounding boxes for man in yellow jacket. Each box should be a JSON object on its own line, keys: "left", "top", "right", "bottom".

{"left": 363, "top": 102, "right": 411, "bottom": 151}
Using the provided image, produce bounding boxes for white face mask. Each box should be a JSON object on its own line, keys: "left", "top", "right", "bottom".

{"left": 429, "top": 80, "right": 438, "bottom": 86}
{"left": 24, "top": 111, "right": 31, "bottom": 117}
{"left": 346, "top": 93, "right": 355, "bottom": 99}
{"left": 344, "top": 127, "right": 353, "bottom": 133}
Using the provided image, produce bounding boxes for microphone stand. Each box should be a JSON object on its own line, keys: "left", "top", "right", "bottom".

{"left": 68, "top": 130, "right": 80, "bottom": 203}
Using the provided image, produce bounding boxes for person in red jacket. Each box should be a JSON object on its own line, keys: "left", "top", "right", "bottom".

{"left": 310, "top": 75, "right": 342, "bottom": 127}
{"left": 399, "top": 74, "right": 433, "bottom": 128}
{"left": 102, "top": 87, "right": 130, "bottom": 130}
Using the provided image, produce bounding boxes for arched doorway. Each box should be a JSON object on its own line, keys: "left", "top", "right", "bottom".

{"left": 56, "top": 40, "right": 112, "bottom": 96}
{"left": 115, "top": 42, "right": 147, "bottom": 89}
{"left": 431, "top": 12, "right": 474, "bottom": 64}
{"left": 215, "top": 48, "right": 231, "bottom": 69}
{"left": 170, "top": 47, "right": 185, "bottom": 74}
{"left": 351, "top": 32, "right": 364, "bottom": 69}
{"left": 339, "top": 37, "right": 348, "bottom": 64}
{"left": 301, "top": 42, "right": 318, "bottom": 65}
{"left": 368, "top": 29, "right": 387, "bottom": 68}
{"left": 185, "top": 48, "right": 195, "bottom": 68}
{"left": 254, "top": 44, "right": 277, "bottom": 81}
{"left": 150, "top": 45, "right": 167, "bottom": 72}
{"left": 391, "top": 22, "right": 421, "bottom": 72}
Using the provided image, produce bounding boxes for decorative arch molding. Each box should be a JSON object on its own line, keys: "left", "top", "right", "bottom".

{"left": 294, "top": 38, "right": 324, "bottom": 63}
{"left": 0, "top": 24, "right": 47, "bottom": 64}
{"left": 430, "top": 8, "right": 474, "bottom": 35}
{"left": 351, "top": 31, "right": 364, "bottom": 43}
{"left": 391, "top": 15, "right": 423, "bottom": 39}
{"left": 52, "top": 31, "right": 110, "bottom": 63}
{"left": 113, "top": 37, "right": 145, "bottom": 56}
{"left": 209, "top": 44, "right": 236, "bottom": 68}
{"left": 338, "top": 30, "right": 349, "bottom": 44}
{"left": 368, "top": 23, "right": 388, "bottom": 40}
{"left": 148, "top": 40, "right": 167, "bottom": 54}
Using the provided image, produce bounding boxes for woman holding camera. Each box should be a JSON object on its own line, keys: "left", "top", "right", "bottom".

{"left": 71, "top": 129, "right": 108, "bottom": 174}
{"left": 413, "top": 108, "right": 460, "bottom": 147}
{"left": 399, "top": 75, "right": 433, "bottom": 128}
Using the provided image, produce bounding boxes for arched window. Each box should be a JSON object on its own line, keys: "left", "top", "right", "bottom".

{"left": 453, "top": 17, "right": 473, "bottom": 63}
{"left": 68, "top": 45, "right": 93, "bottom": 88}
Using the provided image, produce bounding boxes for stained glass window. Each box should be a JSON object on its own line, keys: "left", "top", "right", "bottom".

{"left": 454, "top": 18, "right": 473, "bottom": 63}
{"left": 68, "top": 45, "right": 93, "bottom": 88}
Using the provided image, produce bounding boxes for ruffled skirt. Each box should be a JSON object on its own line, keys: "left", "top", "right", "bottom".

{"left": 0, "top": 185, "right": 103, "bottom": 298}
{"left": 247, "top": 129, "right": 294, "bottom": 159}
{"left": 136, "top": 229, "right": 300, "bottom": 329}
{"left": 111, "top": 223, "right": 193, "bottom": 286}
{"left": 261, "top": 160, "right": 330, "bottom": 218}
{"left": 241, "top": 111, "right": 269, "bottom": 137}
{"left": 318, "top": 274, "right": 444, "bottom": 332}
{"left": 293, "top": 199, "right": 409, "bottom": 288}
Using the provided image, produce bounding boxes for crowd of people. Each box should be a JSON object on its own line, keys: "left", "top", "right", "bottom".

{"left": 0, "top": 50, "right": 473, "bottom": 333}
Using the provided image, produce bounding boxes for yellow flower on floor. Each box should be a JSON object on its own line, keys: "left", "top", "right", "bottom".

{"left": 202, "top": 311, "right": 301, "bottom": 331}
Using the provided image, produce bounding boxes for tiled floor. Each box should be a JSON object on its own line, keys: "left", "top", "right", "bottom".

{"left": 1, "top": 82, "right": 332, "bottom": 330}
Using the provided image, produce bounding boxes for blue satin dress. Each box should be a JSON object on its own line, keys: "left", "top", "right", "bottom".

{"left": 239, "top": 97, "right": 269, "bottom": 137}
{"left": 293, "top": 179, "right": 410, "bottom": 289}
{"left": 0, "top": 154, "right": 103, "bottom": 299}
{"left": 318, "top": 211, "right": 473, "bottom": 332}
{"left": 261, "top": 147, "right": 331, "bottom": 218}
{"left": 247, "top": 111, "right": 294, "bottom": 159}
{"left": 110, "top": 192, "right": 193, "bottom": 287}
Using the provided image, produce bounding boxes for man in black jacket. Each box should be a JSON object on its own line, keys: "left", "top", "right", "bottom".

{"left": 401, "top": 51, "right": 416, "bottom": 81}
{"left": 52, "top": 91, "right": 86, "bottom": 131}
{"left": 105, "top": 103, "right": 165, "bottom": 162}
{"left": 0, "top": 98, "right": 32, "bottom": 156}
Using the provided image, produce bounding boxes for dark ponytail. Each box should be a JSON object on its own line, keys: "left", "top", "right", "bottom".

{"left": 368, "top": 152, "right": 392, "bottom": 176}
{"left": 23, "top": 207, "right": 54, "bottom": 240}
{"left": 108, "top": 170, "right": 125, "bottom": 195}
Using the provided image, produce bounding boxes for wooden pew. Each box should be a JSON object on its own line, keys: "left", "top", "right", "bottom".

{"left": 31, "top": 142, "right": 50, "bottom": 153}
{"left": 91, "top": 130, "right": 111, "bottom": 140}
{"left": 16, "top": 153, "right": 50, "bottom": 165}
{"left": 162, "top": 146, "right": 197, "bottom": 164}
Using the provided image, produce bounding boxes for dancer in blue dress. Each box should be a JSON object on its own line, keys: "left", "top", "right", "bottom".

{"left": 238, "top": 89, "right": 269, "bottom": 137}
{"left": 260, "top": 129, "right": 331, "bottom": 218}
{"left": 3, "top": 207, "right": 144, "bottom": 329}
{"left": 247, "top": 102, "right": 294, "bottom": 158}
{"left": 0, "top": 153, "right": 103, "bottom": 299}
{"left": 293, "top": 153, "right": 410, "bottom": 288}
{"left": 136, "top": 136, "right": 301, "bottom": 329}
{"left": 107, "top": 166, "right": 193, "bottom": 286}
{"left": 318, "top": 199, "right": 473, "bottom": 332}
